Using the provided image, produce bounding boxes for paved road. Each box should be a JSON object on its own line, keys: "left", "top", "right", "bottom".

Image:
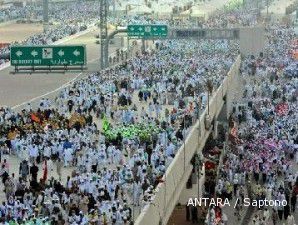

{"left": 0, "top": 28, "right": 124, "bottom": 108}
{"left": 0, "top": 22, "right": 43, "bottom": 42}
{"left": 0, "top": 155, "right": 74, "bottom": 204}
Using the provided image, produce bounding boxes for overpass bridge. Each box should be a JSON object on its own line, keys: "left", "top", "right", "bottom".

{"left": 100, "top": 28, "right": 262, "bottom": 224}
{"left": 134, "top": 55, "right": 243, "bottom": 225}
{"left": 102, "top": 26, "right": 265, "bottom": 69}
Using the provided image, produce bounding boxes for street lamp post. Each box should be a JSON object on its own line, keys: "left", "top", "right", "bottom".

{"left": 112, "top": 0, "right": 116, "bottom": 17}
{"left": 195, "top": 153, "right": 203, "bottom": 198}
{"left": 207, "top": 90, "right": 210, "bottom": 115}
{"left": 266, "top": 0, "right": 269, "bottom": 18}
{"left": 43, "top": 0, "right": 49, "bottom": 33}
{"left": 183, "top": 113, "right": 186, "bottom": 172}
{"left": 206, "top": 79, "right": 213, "bottom": 115}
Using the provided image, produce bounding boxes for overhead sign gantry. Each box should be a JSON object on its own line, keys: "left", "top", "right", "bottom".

{"left": 127, "top": 24, "right": 168, "bottom": 39}
{"left": 102, "top": 25, "right": 245, "bottom": 69}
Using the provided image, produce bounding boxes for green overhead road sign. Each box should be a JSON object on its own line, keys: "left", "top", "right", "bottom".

{"left": 127, "top": 24, "right": 168, "bottom": 39}
{"left": 10, "top": 45, "right": 86, "bottom": 67}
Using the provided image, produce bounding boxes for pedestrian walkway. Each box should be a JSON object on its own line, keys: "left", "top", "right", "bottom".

{"left": 0, "top": 155, "right": 73, "bottom": 203}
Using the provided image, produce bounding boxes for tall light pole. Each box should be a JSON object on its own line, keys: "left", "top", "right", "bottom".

{"left": 112, "top": 0, "right": 116, "bottom": 17}
{"left": 266, "top": 0, "right": 269, "bottom": 18}
{"left": 100, "top": 0, "right": 108, "bottom": 69}
{"left": 206, "top": 79, "right": 213, "bottom": 115}
{"left": 183, "top": 112, "right": 186, "bottom": 172}
{"left": 195, "top": 153, "right": 203, "bottom": 198}
{"left": 43, "top": 0, "right": 49, "bottom": 33}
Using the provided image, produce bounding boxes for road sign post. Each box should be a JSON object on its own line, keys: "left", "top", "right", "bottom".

{"left": 127, "top": 24, "right": 168, "bottom": 39}
{"left": 10, "top": 45, "right": 86, "bottom": 73}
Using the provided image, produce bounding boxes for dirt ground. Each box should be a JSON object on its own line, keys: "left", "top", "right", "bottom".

{"left": 0, "top": 22, "right": 43, "bottom": 43}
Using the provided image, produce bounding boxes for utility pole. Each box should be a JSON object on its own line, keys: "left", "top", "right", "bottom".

{"left": 30, "top": 0, "right": 33, "bottom": 21}
{"left": 266, "top": 0, "right": 269, "bottom": 18}
{"left": 195, "top": 153, "right": 203, "bottom": 199}
{"left": 43, "top": 0, "right": 49, "bottom": 33}
{"left": 100, "top": 0, "right": 108, "bottom": 69}
{"left": 112, "top": 0, "right": 116, "bottom": 17}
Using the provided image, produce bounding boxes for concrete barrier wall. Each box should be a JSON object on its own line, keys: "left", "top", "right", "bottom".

{"left": 135, "top": 55, "right": 242, "bottom": 225}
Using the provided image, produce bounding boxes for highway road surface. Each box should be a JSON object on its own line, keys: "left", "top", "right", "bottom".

{"left": 0, "top": 22, "right": 43, "bottom": 43}
{"left": 0, "top": 28, "right": 125, "bottom": 108}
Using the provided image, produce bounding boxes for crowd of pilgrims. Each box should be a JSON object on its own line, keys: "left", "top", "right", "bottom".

{"left": 0, "top": 1, "right": 102, "bottom": 23}
{"left": 1, "top": 2, "right": 296, "bottom": 225}
{"left": 0, "top": 0, "right": 172, "bottom": 66}
{"left": 0, "top": 0, "right": 103, "bottom": 66}
{"left": 0, "top": 0, "right": 259, "bottom": 66}
{"left": 203, "top": 25, "right": 298, "bottom": 225}
{"left": 0, "top": 31, "right": 239, "bottom": 223}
